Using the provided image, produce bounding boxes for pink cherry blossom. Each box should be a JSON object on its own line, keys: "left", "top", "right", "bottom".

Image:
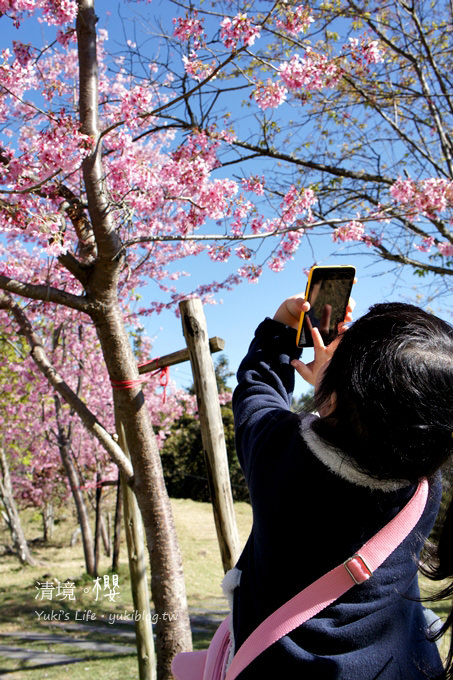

{"left": 220, "top": 13, "right": 261, "bottom": 50}
{"left": 12, "top": 41, "right": 34, "bottom": 66}
{"left": 363, "top": 40, "right": 385, "bottom": 64}
{"left": 208, "top": 245, "right": 231, "bottom": 262}
{"left": 268, "top": 257, "right": 286, "bottom": 272}
{"left": 237, "top": 264, "right": 262, "bottom": 283}
{"left": 253, "top": 79, "right": 288, "bottom": 110}
{"left": 280, "top": 185, "right": 316, "bottom": 224}
{"left": 279, "top": 51, "right": 341, "bottom": 91}
{"left": 43, "top": 0, "right": 77, "bottom": 25}
{"left": 173, "top": 12, "right": 205, "bottom": 50}
{"left": 241, "top": 175, "right": 265, "bottom": 195}
{"left": 414, "top": 236, "right": 435, "bottom": 253}
{"left": 1, "top": 0, "right": 76, "bottom": 27}
{"left": 182, "top": 53, "right": 216, "bottom": 81}
{"left": 235, "top": 245, "right": 253, "bottom": 260}
{"left": 119, "top": 85, "right": 154, "bottom": 128}
{"left": 275, "top": 6, "right": 314, "bottom": 36}
{"left": 346, "top": 36, "right": 385, "bottom": 67}
{"left": 437, "top": 241, "right": 453, "bottom": 257}
{"left": 390, "top": 177, "right": 453, "bottom": 218}
{"left": 333, "top": 220, "right": 365, "bottom": 243}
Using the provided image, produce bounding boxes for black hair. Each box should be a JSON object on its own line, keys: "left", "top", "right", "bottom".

{"left": 313, "top": 302, "right": 453, "bottom": 678}
{"left": 313, "top": 302, "right": 453, "bottom": 482}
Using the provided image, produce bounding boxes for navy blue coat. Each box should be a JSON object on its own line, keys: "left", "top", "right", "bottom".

{"left": 231, "top": 318, "right": 443, "bottom": 679}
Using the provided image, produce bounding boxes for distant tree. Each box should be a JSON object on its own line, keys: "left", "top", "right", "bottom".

{"left": 0, "top": 337, "right": 39, "bottom": 565}
{"left": 161, "top": 355, "right": 248, "bottom": 502}
{"left": 292, "top": 388, "right": 315, "bottom": 413}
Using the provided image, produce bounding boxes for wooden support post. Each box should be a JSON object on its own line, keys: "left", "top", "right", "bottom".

{"left": 114, "top": 411, "right": 156, "bottom": 680}
{"left": 179, "top": 297, "right": 241, "bottom": 572}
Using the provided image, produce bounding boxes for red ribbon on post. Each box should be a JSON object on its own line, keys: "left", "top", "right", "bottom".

{"left": 158, "top": 366, "right": 169, "bottom": 404}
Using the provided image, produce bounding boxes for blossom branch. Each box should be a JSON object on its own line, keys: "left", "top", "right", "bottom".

{"left": 127, "top": 4, "right": 279, "bottom": 143}
{"left": 346, "top": 0, "right": 453, "bottom": 175}
{"left": 119, "top": 213, "right": 389, "bottom": 249}
{"left": 408, "top": 4, "right": 453, "bottom": 117}
{"left": 0, "top": 170, "right": 62, "bottom": 195}
{"left": 104, "top": 49, "right": 241, "bottom": 145}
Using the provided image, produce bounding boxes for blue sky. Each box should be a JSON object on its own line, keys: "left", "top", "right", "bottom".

{"left": 142, "top": 239, "right": 445, "bottom": 396}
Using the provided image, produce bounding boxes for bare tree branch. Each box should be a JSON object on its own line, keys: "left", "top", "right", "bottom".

{"left": 0, "top": 275, "right": 91, "bottom": 312}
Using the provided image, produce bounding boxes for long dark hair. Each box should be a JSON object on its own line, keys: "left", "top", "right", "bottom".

{"left": 313, "top": 302, "right": 453, "bottom": 678}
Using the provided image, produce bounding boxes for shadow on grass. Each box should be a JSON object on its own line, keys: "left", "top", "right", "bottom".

{"left": 0, "top": 651, "right": 135, "bottom": 676}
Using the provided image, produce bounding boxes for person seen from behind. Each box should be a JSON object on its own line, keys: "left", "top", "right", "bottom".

{"left": 228, "top": 293, "right": 453, "bottom": 679}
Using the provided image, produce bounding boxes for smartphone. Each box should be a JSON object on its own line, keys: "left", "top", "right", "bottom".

{"left": 296, "top": 265, "right": 356, "bottom": 348}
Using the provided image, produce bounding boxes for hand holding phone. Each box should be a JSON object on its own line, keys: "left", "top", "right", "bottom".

{"left": 292, "top": 299, "right": 354, "bottom": 386}
{"left": 273, "top": 295, "right": 311, "bottom": 328}
{"left": 296, "top": 265, "right": 356, "bottom": 348}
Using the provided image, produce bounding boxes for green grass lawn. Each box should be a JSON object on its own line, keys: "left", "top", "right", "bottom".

{"left": 0, "top": 497, "right": 252, "bottom": 679}
{"left": 0, "top": 497, "right": 450, "bottom": 679}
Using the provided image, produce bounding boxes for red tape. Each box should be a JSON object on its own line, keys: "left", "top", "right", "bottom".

{"left": 110, "top": 361, "right": 169, "bottom": 403}
{"left": 110, "top": 378, "right": 144, "bottom": 390}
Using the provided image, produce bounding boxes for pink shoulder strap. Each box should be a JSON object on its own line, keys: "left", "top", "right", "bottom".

{"left": 225, "top": 478, "right": 429, "bottom": 680}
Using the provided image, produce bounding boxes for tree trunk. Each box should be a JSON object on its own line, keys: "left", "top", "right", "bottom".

{"left": 54, "top": 396, "right": 96, "bottom": 576}
{"left": 60, "top": 442, "right": 96, "bottom": 576}
{"left": 42, "top": 501, "right": 54, "bottom": 542}
{"left": 94, "top": 467, "right": 102, "bottom": 573}
{"left": 112, "top": 471, "right": 122, "bottom": 571}
{"left": 0, "top": 448, "right": 37, "bottom": 566}
{"left": 100, "top": 512, "right": 111, "bottom": 557}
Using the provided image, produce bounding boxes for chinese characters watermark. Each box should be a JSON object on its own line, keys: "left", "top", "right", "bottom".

{"left": 33, "top": 575, "right": 177, "bottom": 625}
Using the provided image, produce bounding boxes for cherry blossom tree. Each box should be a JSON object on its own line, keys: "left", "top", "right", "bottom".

{"left": 154, "top": 0, "right": 452, "bottom": 289}
{"left": 0, "top": 1, "right": 452, "bottom": 678}
{"left": 0, "top": 2, "right": 205, "bottom": 673}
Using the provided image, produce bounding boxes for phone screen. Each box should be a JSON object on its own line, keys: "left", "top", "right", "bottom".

{"left": 297, "top": 266, "right": 355, "bottom": 348}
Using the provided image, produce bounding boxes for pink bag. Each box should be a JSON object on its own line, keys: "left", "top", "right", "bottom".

{"left": 172, "top": 479, "right": 428, "bottom": 680}
{"left": 171, "top": 615, "right": 232, "bottom": 680}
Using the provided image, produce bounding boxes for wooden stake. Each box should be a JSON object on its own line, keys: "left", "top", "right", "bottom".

{"left": 180, "top": 297, "right": 240, "bottom": 572}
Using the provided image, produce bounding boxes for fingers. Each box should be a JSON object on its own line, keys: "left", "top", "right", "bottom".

{"left": 291, "top": 326, "right": 329, "bottom": 386}
{"left": 273, "top": 294, "right": 310, "bottom": 328}
{"left": 326, "top": 332, "right": 343, "bottom": 356}
{"left": 291, "top": 358, "right": 316, "bottom": 385}
{"left": 344, "top": 297, "right": 355, "bottom": 323}
{"left": 337, "top": 298, "right": 355, "bottom": 335}
{"left": 311, "top": 326, "right": 325, "bottom": 351}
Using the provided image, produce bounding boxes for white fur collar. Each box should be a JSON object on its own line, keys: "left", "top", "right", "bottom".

{"left": 299, "top": 414, "right": 411, "bottom": 492}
